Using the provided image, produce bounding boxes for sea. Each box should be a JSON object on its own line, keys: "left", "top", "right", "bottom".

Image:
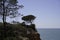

{"left": 37, "top": 29, "right": 60, "bottom": 40}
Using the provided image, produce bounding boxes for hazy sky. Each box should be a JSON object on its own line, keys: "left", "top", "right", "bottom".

{"left": 0, "top": 0, "right": 59, "bottom": 28}
{"left": 17, "top": 0, "right": 60, "bottom": 28}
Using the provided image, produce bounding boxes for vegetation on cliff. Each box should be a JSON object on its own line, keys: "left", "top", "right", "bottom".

{"left": 0, "top": 0, "right": 41, "bottom": 40}
{"left": 0, "top": 15, "right": 41, "bottom": 40}
{"left": 0, "top": 23, "right": 41, "bottom": 40}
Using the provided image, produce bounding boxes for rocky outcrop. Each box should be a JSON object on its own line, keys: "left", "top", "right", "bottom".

{"left": 27, "top": 32, "right": 41, "bottom": 40}
{"left": 21, "top": 24, "right": 41, "bottom": 40}
{"left": 0, "top": 23, "right": 41, "bottom": 40}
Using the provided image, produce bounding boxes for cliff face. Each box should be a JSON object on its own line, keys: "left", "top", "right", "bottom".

{"left": 0, "top": 23, "right": 41, "bottom": 40}
{"left": 27, "top": 32, "right": 41, "bottom": 40}
{"left": 21, "top": 24, "right": 41, "bottom": 40}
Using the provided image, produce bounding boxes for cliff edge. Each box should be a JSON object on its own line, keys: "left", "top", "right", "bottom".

{"left": 0, "top": 23, "right": 41, "bottom": 40}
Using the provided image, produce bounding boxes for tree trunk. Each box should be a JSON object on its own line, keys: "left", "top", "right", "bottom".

{"left": 2, "top": 0, "right": 6, "bottom": 39}
{"left": 3, "top": 0, "right": 6, "bottom": 27}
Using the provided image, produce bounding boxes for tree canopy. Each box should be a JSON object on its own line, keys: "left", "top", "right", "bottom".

{"left": 0, "top": 0, "right": 24, "bottom": 23}
{"left": 22, "top": 15, "right": 36, "bottom": 24}
{"left": 0, "top": 0, "right": 24, "bottom": 39}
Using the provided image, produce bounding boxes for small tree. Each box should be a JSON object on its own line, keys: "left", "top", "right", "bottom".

{"left": 22, "top": 15, "right": 36, "bottom": 24}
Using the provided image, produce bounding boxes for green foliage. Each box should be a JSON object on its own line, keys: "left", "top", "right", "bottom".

{"left": 0, "top": 0, "right": 24, "bottom": 23}
{"left": 0, "top": 20, "right": 38, "bottom": 40}
{"left": 9, "top": 0, "right": 18, "bottom": 5}
{"left": 22, "top": 15, "right": 36, "bottom": 24}
{"left": 22, "top": 15, "right": 36, "bottom": 21}
{"left": 0, "top": 22, "right": 27, "bottom": 40}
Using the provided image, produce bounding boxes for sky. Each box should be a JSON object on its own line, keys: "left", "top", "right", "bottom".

{"left": 0, "top": 0, "right": 60, "bottom": 28}
{"left": 17, "top": 0, "right": 60, "bottom": 28}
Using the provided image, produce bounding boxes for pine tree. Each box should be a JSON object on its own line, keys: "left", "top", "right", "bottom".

{"left": 22, "top": 15, "right": 36, "bottom": 24}
{"left": 0, "top": 0, "right": 24, "bottom": 40}
{"left": 0, "top": 0, "right": 24, "bottom": 25}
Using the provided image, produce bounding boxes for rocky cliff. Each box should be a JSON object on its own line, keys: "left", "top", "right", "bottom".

{"left": 0, "top": 23, "right": 41, "bottom": 40}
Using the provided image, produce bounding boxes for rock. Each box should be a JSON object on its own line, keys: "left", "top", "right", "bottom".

{"left": 0, "top": 23, "right": 41, "bottom": 40}
{"left": 27, "top": 31, "right": 41, "bottom": 40}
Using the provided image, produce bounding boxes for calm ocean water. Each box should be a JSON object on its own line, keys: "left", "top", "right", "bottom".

{"left": 37, "top": 29, "right": 60, "bottom": 40}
